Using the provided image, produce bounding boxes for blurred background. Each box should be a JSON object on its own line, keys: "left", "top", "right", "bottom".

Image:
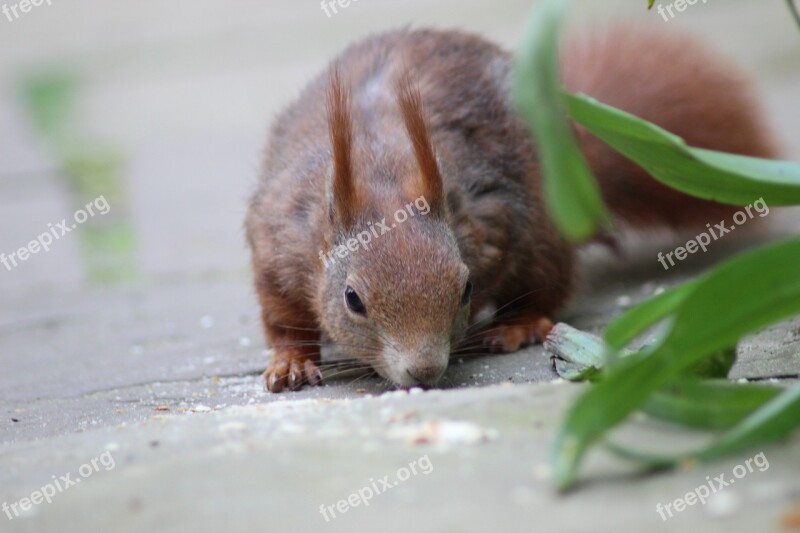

{"left": 1, "top": 0, "right": 798, "bottom": 296}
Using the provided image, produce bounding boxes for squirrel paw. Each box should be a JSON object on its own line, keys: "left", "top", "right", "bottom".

{"left": 481, "top": 315, "right": 554, "bottom": 353}
{"left": 263, "top": 354, "right": 322, "bottom": 393}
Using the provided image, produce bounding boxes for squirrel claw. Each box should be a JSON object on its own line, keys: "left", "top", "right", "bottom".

{"left": 304, "top": 359, "right": 323, "bottom": 387}
{"left": 288, "top": 360, "right": 303, "bottom": 391}
{"left": 264, "top": 359, "right": 289, "bottom": 392}
{"left": 263, "top": 355, "right": 322, "bottom": 393}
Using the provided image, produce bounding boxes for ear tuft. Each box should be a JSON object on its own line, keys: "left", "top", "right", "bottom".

{"left": 396, "top": 72, "right": 444, "bottom": 214}
{"left": 327, "top": 66, "right": 362, "bottom": 229}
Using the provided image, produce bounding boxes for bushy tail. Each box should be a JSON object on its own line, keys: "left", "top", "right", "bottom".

{"left": 561, "top": 26, "right": 778, "bottom": 230}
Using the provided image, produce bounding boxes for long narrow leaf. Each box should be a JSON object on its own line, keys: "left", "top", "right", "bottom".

{"left": 644, "top": 381, "right": 782, "bottom": 430}
{"left": 608, "top": 384, "right": 800, "bottom": 469}
{"left": 697, "top": 384, "right": 800, "bottom": 460}
{"left": 604, "top": 280, "right": 698, "bottom": 352}
{"left": 565, "top": 93, "right": 800, "bottom": 206}
{"left": 512, "top": 0, "right": 612, "bottom": 242}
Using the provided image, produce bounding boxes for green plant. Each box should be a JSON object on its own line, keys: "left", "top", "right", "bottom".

{"left": 513, "top": 0, "right": 800, "bottom": 490}
{"left": 21, "top": 72, "right": 137, "bottom": 283}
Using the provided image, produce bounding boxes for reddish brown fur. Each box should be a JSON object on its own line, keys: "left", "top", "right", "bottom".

{"left": 563, "top": 27, "right": 778, "bottom": 228}
{"left": 327, "top": 67, "right": 363, "bottom": 232}
{"left": 396, "top": 73, "right": 445, "bottom": 213}
{"left": 246, "top": 26, "right": 776, "bottom": 392}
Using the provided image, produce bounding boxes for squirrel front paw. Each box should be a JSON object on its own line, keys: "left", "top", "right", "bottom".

{"left": 481, "top": 315, "right": 555, "bottom": 353}
{"left": 263, "top": 353, "right": 323, "bottom": 393}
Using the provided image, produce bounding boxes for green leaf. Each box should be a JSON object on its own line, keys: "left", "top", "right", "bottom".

{"left": 689, "top": 345, "right": 737, "bottom": 379}
{"left": 553, "top": 238, "right": 800, "bottom": 490}
{"left": 564, "top": 93, "right": 800, "bottom": 206}
{"left": 654, "top": 239, "right": 800, "bottom": 373}
{"left": 604, "top": 280, "right": 698, "bottom": 352}
{"left": 608, "top": 384, "right": 800, "bottom": 469}
{"left": 552, "top": 345, "right": 662, "bottom": 489}
{"left": 644, "top": 380, "right": 782, "bottom": 430}
{"left": 697, "top": 384, "right": 800, "bottom": 460}
{"left": 512, "top": 0, "right": 612, "bottom": 242}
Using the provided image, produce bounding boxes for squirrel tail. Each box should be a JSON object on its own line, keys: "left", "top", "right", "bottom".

{"left": 561, "top": 26, "right": 778, "bottom": 230}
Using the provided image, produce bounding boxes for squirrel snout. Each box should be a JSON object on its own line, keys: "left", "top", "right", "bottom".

{"left": 384, "top": 342, "right": 450, "bottom": 388}
{"left": 405, "top": 361, "right": 448, "bottom": 387}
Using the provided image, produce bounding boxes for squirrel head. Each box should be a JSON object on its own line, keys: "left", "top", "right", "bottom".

{"left": 316, "top": 69, "right": 471, "bottom": 387}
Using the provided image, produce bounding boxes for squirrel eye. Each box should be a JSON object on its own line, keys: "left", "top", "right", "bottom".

{"left": 344, "top": 286, "right": 366, "bottom": 316}
{"left": 461, "top": 280, "right": 473, "bottom": 306}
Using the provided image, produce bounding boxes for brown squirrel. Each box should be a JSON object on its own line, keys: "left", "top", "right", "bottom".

{"left": 245, "top": 26, "right": 776, "bottom": 392}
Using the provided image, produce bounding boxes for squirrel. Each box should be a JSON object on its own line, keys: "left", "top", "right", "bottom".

{"left": 245, "top": 26, "right": 777, "bottom": 392}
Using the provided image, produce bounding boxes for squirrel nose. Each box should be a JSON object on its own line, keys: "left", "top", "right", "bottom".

{"left": 406, "top": 363, "right": 447, "bottom": 386}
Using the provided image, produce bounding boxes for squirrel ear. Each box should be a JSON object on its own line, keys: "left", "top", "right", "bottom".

{"left": 326, "top": 67, "right": 363, "bottom": 231}
{"left": 396, "top": 73, "right": 445, "bottom": 216}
